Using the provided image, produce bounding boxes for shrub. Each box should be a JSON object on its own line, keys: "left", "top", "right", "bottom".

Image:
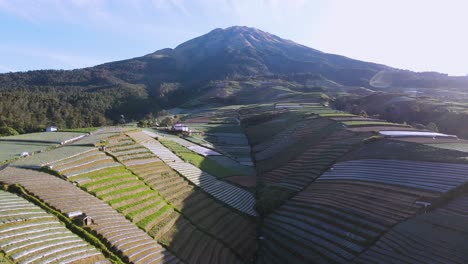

{"left": 0, "top": 126, "right": 19, "bottom": 136}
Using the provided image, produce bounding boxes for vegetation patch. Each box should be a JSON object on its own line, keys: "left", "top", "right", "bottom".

{"left": 160, "top": 139, "right": 242, "bottom": 178}
{"left": 342, "top": 121, "right": 409, "bottom": 127}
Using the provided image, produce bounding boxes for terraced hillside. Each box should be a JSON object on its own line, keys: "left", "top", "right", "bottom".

{"left": 128, "top": 131, "right": 256, "bottom": 216}
{"left": 240, "top": 102, "right": 468, "bottom": 263}
{"left": 356, "top": 193, "right": 468, "bottom": 263}
{"left": 2, "top": 101, "right": 468, "bottom": 263}
{"left": 0, "top": 167, "right": 180, "bottom": 263}
{"left": 178, "top": 106, "right": 254, "bottom": 166}
{"left": 0, "top": 132, "right": 86, "bottom": 163}
{"left": 106, "top": 134, "right": 257, "bottom": 261}
{"left": 0, "top": 190, "right": 108, "bottom": 264}
{"left": 46, "top": 145, "right": 243, "bottom": 263}
{"left": 12, "top": 127, "right": 130, "bottom": 169}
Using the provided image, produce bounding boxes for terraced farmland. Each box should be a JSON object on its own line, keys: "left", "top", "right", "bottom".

{"left": 258, "top": 180, "right": 440, "bottom": 263}
{"left": 50, "top": 140, "right": 244, "bottom": 263}
{"left": 2, "top": 102, "right": 468, "bottom": 263}
{"left": 253, "top": 117, "right": 329, "bottom": 162}
{"left": 0, "top": 167, "right": 180, "bottom": 263}
{"left": 106, "top": 132, "right": 256, "bottom": 260}
{"left": 48, "top": 149, "right": 120, "bottom": 178}
{"left": 259, "top": 130, "right": 366, "bottom": 191}
{"left": 127, "top": 160, "right": 257, "bottom": 260}
{"left": 106, "top": 134, "right": 156, "bottom": 165}
{"left": 0, "top": 132, "right": 86, "bottom": 163}
{"left": 356, "top": 195, "right": 468, "bottom": 263}
{"left": 159, "top": 139, "right": 244, "bottom": 179}
{"left": 0, "top": 132, "right": 86, "bottom": 144}
{"left": 318, "top": 159, "right": 468, "bottom": 192}
{"left": 128, "top": 131, "right": 256, "bottom": 216}
{"left": 0, "top": 190, "right": 107, "bottom": 264}
{"left": 12, "top": 127, "right": 129, "bottom": 169}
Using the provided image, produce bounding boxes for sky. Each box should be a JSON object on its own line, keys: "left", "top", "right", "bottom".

{"left": 0, "top": 0, "right": 467, "bottom": 75}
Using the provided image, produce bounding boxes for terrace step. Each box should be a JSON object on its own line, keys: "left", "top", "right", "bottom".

{"left": 0, "top": 167, "right": 180, "bottom": 263}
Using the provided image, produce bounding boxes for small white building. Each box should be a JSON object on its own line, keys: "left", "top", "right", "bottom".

{"left": 173, "top": 123, "right": 189, "bottom": 132}
{"left": 46, "top": 126, "right": 58, "bottom": 132}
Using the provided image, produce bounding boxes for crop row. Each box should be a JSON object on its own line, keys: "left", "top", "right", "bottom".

{"left": 318, "top": 159, "right": 468, "bottom": 193}
{"left": 129, "top": 131, "right": 256, "bottom": 216}
{"left": 356, "top": 207, "right": 468, "bottom": 263}
{"left": 259, "top": 179, "right": 439, "bottom": 263}
{"left": 0, "top": 167, "right": 180, "bottom": 264}
{"left": 64, "top": 151, "right": 241, "bottom": 264}
{"left": 260, "top": 131, "right": 365, "bottom": 191}
{"left": 128, "top": 161, "right": 257, "bottom": 260}
{"left": 0, "top": 190, "right": 107, "bottom": 264}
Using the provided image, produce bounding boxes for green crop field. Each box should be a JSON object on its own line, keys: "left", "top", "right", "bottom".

{"left": 11, "top": 145, "right": 95, "bottom": 168}
{"left": 60, "top": 127, "right": 99, "bottom": 133}
{"left": 160, "top": 139, "right": 246, "bottom": 178}
{"left": 0, "top": 132, "right": 85, "bottom": 143}
{"left": 318, "top": 113, "right": 356, "bottom": 117}
{"left": 342, "top": 121, "right": 410, "bottom": 127}
{"left": 0, "top": 141, "right": 55, "bottom": 163}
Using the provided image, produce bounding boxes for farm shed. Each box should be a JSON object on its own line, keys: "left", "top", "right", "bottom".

{"left": 173, "top": 123, "right": 189, "bottom": 132}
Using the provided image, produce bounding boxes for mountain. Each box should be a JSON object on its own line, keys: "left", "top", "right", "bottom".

{"left": 0, "top": 26, "right": 465, "bottom": 132}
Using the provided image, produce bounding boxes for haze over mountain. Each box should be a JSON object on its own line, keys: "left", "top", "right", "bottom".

{"left": 1, "top": 26, "right": 467, "bottom": 132}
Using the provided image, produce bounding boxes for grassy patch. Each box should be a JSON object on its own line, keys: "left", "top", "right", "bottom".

{"left": 60, "top": 127, "right": 99, "bottom": 133}
{"left": 318, "top": 113, "right": 356, "bottom": 118}
{"left": 0, "top": 252, "right": 12, "bottom": 264}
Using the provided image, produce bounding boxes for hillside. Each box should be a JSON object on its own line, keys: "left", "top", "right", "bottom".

{"left": 1, "top": 26, "right": 467, "bottom": 135}
{"left": 0, "top": 26, "right": 389, "bottom": 132}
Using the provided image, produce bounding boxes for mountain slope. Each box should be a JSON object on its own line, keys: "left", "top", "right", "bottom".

{"left": 0, "top": 26, "right": 464, "bottom": 132}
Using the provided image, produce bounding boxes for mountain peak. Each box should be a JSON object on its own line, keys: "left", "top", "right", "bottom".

{"left": 173, "top": 26, "right": 315, "bottom": 62}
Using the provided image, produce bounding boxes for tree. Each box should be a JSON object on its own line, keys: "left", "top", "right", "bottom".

{"left": 160, "top": 117, "right": 175, "bottom": 127}
{"left": 137, "top": 120, "right": 149, "bottom": 128}
{"left": 359, "top": 110, "right": 369, "bottom": 118}
{"left": 0, "top": 126, "right": 19, "bottom": 136}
